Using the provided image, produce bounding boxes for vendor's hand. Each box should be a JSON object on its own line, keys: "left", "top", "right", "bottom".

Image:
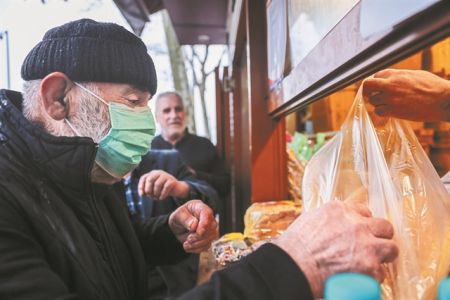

{"left": 138, "top": 170, "right": 190, "bottom": 200}
{"left": 168, "top": 200, "right": 218, "bottom": 253}
{"left": 363, "top": 69, "right": 450, "bottom": 122}
{"left": 273, "top": 201, "right": 398, "bottom": 298}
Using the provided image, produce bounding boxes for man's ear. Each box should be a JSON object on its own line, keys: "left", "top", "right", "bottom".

{"left": 39, "top": 72, "right": 73, "bottom": 121}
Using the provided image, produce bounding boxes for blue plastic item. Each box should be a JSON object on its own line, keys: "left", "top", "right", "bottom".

{"left": 325, "top": 273, "right": 380, "bottom": 300}
{"left": 439, "top": 277, "right": 450, "bottom": 300}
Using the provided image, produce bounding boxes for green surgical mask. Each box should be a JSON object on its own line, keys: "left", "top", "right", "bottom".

{"left": 67, "top": 82, "right": 155, "bottom": 178}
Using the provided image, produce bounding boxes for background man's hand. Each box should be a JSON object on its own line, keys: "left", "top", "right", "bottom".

{"left": 138, "top": 170, "right": 190, "bottom": 200}
{"left": 273, "top": 201, "right": 399, "bottom": 298}
{"left": 168, "top": 200, "right": 218, "bottom": 253}
{"left": 363, "top": 69, "right": 450, "bottom": 122}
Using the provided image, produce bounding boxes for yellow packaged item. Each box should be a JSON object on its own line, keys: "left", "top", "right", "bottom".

{"left": 211, "top": 233, "right": 251, "bottom": 266}
{"left": 302, "top": 83, "right": 450, "bottom": 300}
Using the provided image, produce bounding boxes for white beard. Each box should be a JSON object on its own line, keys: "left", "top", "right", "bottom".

{"left": 67, "top": 84, "right": 111, "bottom": 143}
{"left": 65, "top": 84, "right": 116, "bottom": 184}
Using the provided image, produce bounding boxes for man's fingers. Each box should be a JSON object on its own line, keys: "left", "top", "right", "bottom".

{"left": 184, "top": 237, "right": 213, "bottom": 252}
{"left": 367, "top": 91, "right": 386, "bottom": 106}
{"left": 169, "top": 200, "right": 217, "bottom": 248}
{"left": 195, "top": 206, "right": 215, "bottom": 236}
{"left": 138, "top": 174, "right": 155, "bottom": 196}
{"left": 363, "top": 77, "right": 383, "bottom": 98}
{"left": 144, "top": 176, "right": 156, "bottom": 197}
{"left": 153, "top": 176, "right": 168, "bottom": 199}
{"left": 159, "top": 180, "right": 175, "bottom": 200}
{"left": 184, "top": 227, "right": 218, "bottom": 253}
{"left": 374, "top": 104, "right": 392, "bottom": 117}
{"left": 373, "top": 69, "right": 396, "bottom": 79}
{"left": 368, "top": 217, "right": 394, "bottom": 239}
{"left": 363, "top": 78, "right": 388, "bottom": 98}
{"left": 138, "top": 175, "right": 146, "bottom": 196}
{"left": 184, "top": 200, "right": 213, "bottom": 236}
{"left": 176, "top": 210, "right": 199, "bottom": 233}
{"left": 348, "top": 203, "right": 373, "bottom": 218}
{"left": 187, "top": 223, "right": 218, "bottom": 244}
{"left": 371, "top": 265, "right": 386, "bottom": 283}
{"left": 184, "top": 241, "right": 210, "bottom": 253}
{"left": 376, "top": 240, "right": 399, "bottom": 264}
{"left": 138, "top": 172, "right": 166, "bottom": 197}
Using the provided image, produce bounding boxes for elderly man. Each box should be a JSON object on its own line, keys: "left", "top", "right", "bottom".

{"left": 152, "top": 91, "right": 230, "bottom": 198}
{"left": 0, "top": 19, "right": 216, "bottom": 300}
{"left": 0, "top": 19, "right": 398, "bottom": 300}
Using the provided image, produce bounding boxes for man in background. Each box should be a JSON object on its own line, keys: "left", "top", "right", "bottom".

{"left": 122, "top": 149, "right": 219, "bottom": 299}
{"left": 152, "top": 92, "right": 230, "bottom": 199}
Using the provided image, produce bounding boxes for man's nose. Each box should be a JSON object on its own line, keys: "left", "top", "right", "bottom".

{"left": 168, "top": 109, "right": 178, "bottom": 118}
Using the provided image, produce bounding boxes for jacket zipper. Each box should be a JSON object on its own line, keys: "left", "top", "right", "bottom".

{"left": 86, "top": 146, "right": 130, "bottom": 299}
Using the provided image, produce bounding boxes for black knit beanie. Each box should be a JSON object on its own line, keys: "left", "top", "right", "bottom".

{"left": 21, "top": 18, "right": 157, "bottom": 95}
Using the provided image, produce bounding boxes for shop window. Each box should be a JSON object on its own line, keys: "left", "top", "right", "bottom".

{"left": 285, "top": 37, "right": 450, "bottom": 204}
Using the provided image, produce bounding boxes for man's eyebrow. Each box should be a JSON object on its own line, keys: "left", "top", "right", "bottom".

{"left": 132, "top": 85, "right": 152, "bottom": 95}
{"left": 120, "top": 85, "right": 151, "bottom": 100}
{"left": 122, "top": 85, "right": 140, "bottom": 94}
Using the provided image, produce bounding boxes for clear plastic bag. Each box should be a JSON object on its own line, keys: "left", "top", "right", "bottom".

{"left": 303, "top": 83, "right": 450, "bottom": 300}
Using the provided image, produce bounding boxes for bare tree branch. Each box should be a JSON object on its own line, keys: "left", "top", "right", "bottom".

{"left": 182, "top": 45, "right": 227, "bottom": 140}
{"left": 192, "top": 46, "right": 202, "bottom": 62}
{"left": 201, "top": 45, "right": 209, "bottom": 65}
{"left": 186, "top": 46, "right": 200, "bottom": 87}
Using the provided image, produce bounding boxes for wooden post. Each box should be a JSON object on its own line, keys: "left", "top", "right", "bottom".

{"left": 246, "top": 0, "right": 288, "bottom": 202}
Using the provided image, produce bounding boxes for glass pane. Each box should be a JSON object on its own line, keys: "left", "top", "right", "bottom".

{"left": 267, "top": 0, "right": 287, "bottom": 89}
{"left": 288, "top": 0, "right": 359, "bottom": 67}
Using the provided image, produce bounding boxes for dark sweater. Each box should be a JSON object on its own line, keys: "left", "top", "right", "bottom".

{"left": 152, "top": 132, "right": 230, "bottom": 197}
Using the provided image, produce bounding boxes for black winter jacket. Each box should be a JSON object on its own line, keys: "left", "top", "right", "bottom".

{"left": 0, "top": 89, "right": 314, "bottom": 300}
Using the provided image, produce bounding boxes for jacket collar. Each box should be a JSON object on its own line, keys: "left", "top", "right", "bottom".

{"left": 0, "top": 89, "right": 97, "bottom": 197}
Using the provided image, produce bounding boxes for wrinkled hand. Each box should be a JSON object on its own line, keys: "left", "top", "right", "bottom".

{"left": 363, "top": 69, "right": 450, "bottom": 122}
{"left": 168, "top": 200, "right": 218, "bottom": 253}
{"left": 273, "top": 201, "right": 398, "bottom": 298}
{"left": 138, "top": 170, "right": 190, "bottom": 200}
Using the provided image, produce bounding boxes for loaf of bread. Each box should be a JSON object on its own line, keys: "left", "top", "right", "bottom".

{"left": 244, "top": 200, "right": 301, "bottom": 242}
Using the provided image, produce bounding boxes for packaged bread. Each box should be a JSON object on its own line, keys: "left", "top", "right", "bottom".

{"left": 243, "top": 200, "right": 301, "bottom": 242}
